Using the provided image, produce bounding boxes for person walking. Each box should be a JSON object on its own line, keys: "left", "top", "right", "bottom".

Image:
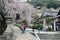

{"left": 21, "top": 23, "right": 27, "bottom": 33}
{"left": 37, "top": 22, "right": 40, "bottom": 33}
{"left": 31, "top": 24, "right": 34, "bottom": 33}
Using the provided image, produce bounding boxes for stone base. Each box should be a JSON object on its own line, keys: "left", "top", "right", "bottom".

{"left": 0, "top": 32, "right": 14, "bottom": 40}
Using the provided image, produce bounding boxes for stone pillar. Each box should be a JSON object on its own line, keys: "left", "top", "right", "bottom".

{"left": 43, "top": 19, "right": 46, "bottom": 29}
{"left": 54, "top": 20, "right": 56, "bottom": 31}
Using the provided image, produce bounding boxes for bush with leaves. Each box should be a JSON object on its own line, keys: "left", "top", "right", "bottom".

{"left": 47, "top": 27, "right": 52, "bottom": 31}
{"left": 22, "top": 20, "right": 27, "bottom": 25}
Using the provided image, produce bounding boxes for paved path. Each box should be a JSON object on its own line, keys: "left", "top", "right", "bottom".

{"left": 38, "top": 33, "right": 60, "bottom": 40}
{"left": 10, "top": 24, "right": 37, "bottom": 40}
{"left": 26, "top": 28, "right": 60, "bottom": 40}
{"left": 26, "top": 28, "right": 60, "bottom": 34}
{"left": 1, "top": 24, "right": 60, "bottom": 40}
{"left": 0, "top": 24, "right": 38, "bottom": 40}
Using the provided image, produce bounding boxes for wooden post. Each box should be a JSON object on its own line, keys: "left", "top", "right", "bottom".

{"left": 54, "top": 20, "right": 56, "bottom": 31}
{"left": 43, "top": 19, "right": 46, "bottom": 29}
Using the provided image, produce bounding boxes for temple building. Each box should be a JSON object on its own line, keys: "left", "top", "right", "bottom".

{"left": 52, "top": 10, "right": 60, "bottom": 31}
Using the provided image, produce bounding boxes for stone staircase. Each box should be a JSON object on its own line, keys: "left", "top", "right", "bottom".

{"left": 0, "top": 24, "right": 14, "bottom": 40}
{"left": 38, "top": 33, "right": 60, "bottom": 40}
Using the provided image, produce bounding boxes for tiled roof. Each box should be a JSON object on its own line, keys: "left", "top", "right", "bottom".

{"left": 57, "top": 10, "right": 60, "bottom": 15}
{"left": 42, "top": 11, "right": 58, "bottom": 17}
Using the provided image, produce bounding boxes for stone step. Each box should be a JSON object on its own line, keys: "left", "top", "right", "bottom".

{"left": 37, "top": 34, "right": 60, "bottom": 40}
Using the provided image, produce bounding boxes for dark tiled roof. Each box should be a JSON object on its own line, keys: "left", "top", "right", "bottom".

{"left": 43, "top": 11, "right": 58, "bottom": 17}
{"left": 57, "top": 10, "right": 60, "bottom": 15}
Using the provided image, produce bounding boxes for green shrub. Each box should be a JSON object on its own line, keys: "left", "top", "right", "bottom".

{"left": 34, "top": 23, "right": 38, "bottom": 29}
{"left": 33, "top": 23, "right": 43, "bottom": 30}
{"left": 22, "top": 20, "right": 27, "bottom": 25}
{"left": 15, "top": 23, "right": 21, "bottom": 27}
{"left": 47, "top": 27, "right": 52, "bottom": 31}
{"left": 40, "top": 24, "right": 43, "bottom": 30}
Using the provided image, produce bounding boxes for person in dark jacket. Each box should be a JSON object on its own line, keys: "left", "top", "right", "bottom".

{"left": 37, "top": 21, "right": 40, "bottom": 33}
